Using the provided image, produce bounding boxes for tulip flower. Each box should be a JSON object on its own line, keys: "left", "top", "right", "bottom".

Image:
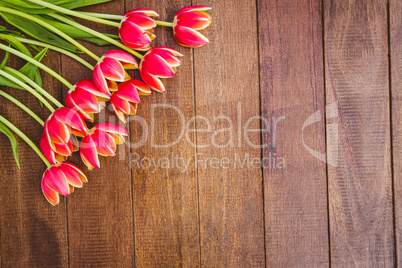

{"left": 119, "top": 9, "right": 159, "bottom": 51}
{"left": 93, "top": 50, "right": 138, "bottom": 95}
{"left": 80, "top": 123, "right": 129, "bottom": 170}
{"left": 40, "top": 133, "right": 79, "bottom": 164}
{"left": 110, "top": 79, "right": 152, "bottom": 123}
{"left": 66, "top": 79, "right": 110, "bottom": 122}
{"left": 44, "top": 107, "right": 88, "bottom": 145}
{"left": 172, "top": 6, "right": 212, "bottom": 47}
{"left": 139, "top": 47, "right": 183, "bottom": 92}
{"left": 42, "top": 162, "right": 88, "bottom": 206}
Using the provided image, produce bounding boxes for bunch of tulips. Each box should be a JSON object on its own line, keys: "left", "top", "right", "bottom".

{"left": 0, "top": 1, "right": 212, "bottom": 205}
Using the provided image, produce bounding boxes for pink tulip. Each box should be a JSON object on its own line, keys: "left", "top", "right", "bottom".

{"left": 41, "top": 107, "right": 86, "bottom": 164}
{"left": 93, "top": 50, "right": 138, "bottom": 95}
{"left": 173, "top": 6, "right": 212, "bottom": 47}
{"left": 40, "top": 133, "right": 79, "bottom": 165}
{"left": 139, "top": 47, "right": 183, "bottom": 92}
{"left": 44, "top": 107, "right": 88, "bottom": 144}
{"left": 80, "top": 123, "right": 129, "bottom": 170}
{"left": 42, "top": 162, "right": 87, "bottom": 206}
{"left": 119, "top": 9, "right": 159, "bottom": 51}
{"left": 110, "top": 79, "right": 152, "bottom": 123}
{"left": 66, "top": 79, "right": 110, "bottom": 122}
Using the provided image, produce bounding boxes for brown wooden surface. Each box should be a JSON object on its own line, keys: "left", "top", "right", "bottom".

{"left": 0, "top": 0, "right": 400, "bottom": 267}
{"left": 258, "top": 0, "right": 329, "bottom": 267}
{"left": 324, "top": 0, "right": 394, "bottom": 266}
{"left": 391, "top": 0, "right": 402, "bottom": 266}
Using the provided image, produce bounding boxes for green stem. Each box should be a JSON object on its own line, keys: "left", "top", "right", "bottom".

{"left": 14, "top": 37, "right": 94, "bottom": 70}
{"left": 26, "top": 0, "right": 121, "bottom": 27}
{"left": 4, "top": 67, "right": 64, "bottom": 108}
{"left": 0, "top": 43, "right": 73, "bottom": 88}
{"left": 77, "top": 11, "right": 123, "bottom": 21}
{"left": 0, "top": 6, "right": 99, "bottom": 61}
{"left": 0, "top": 90, "right": 45, "bottom": 126}
{"left": 0, "top": 69, "right": 56, "bottom": 112}
{"left": 49, "top": 13, "right": 144, "bottom": 60}
{"left": 0, "top": 115, "right": 51, "bottom": 167}
{"left": 80, "top": 12, "right": 175, "bottom": 27}
{"left": 155, "top": 20, "right": 174, "bottom": 27}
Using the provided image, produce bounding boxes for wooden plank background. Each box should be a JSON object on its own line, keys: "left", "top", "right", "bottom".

{"left": 0, "top": 0, "right": 400, "bottom": 267}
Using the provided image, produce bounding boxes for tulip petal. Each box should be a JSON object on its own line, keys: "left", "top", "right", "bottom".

{"left": 132, "top": 80, "right": 152, "bottom": 95}
{"left": 150, "top": 47, "right": 183, "bottom": 57}
{"left": 59, "top": 163, "right": 84, "bottom": 188}
{"left": 43, "top": 166, "right": 70, "bottom": 196}
{"left": 91, "top": 129, "right": 116, "bottom": 156}
{"left": 125, "top": 9, "right": 159, "bottom": 18}
{"left": 94, "top": 123, "right": 129, "bottom": 136}
{"left": 140, "top": 70, "right": 166, "bottom": 92}
{"left": 142, "top": 54, "right": 176, "bottom": 77}
{"left": 127, "top": 13, "right": 157, "bottom": 30}
{"left": 76, "top": 79, "right": 111, "bottom": 99}
{"left": 116, "top": 80, "right": 141, "bottom": 103}
{"left": 62, "top": 162, "right": 88, "bottom": 183}
{"left": 111, "top": 102, "right": 128, "bottom": 123}
{"left": 40, "top": 134, "right": 56, "bottom": 165}
{"left": 80, "top": 135, "right": 100, "bottom": 170}
{"left": 100, "top": 57, "right": 125, "bottom": 81}
{"left": 176, "top": 5, "right": 211, "bottom": 17}
{"left": 104, "top": 50, "right": 138, "bottom": 68}
{"left": 46, "top": 117, "right": 70, "bottom": 145}
{"left": 129, "top": 102, "right": 138, "bottom": 115}
{"left": 119, "top": 21, "right": 153, "bottom": 46}
{"left": 53, "top": 141, "right": 73, "bottom": 156}
{"left": 174, "top": 25, "right": 209, "bottom": 47}
{"left": 42, "top": 177, "right": 59, "bottom": 206}
{"left": 93, "top": 64, "right": 112, "bottom": 97}
{"left": 53, "top": 107, "right": 88, "bottom": 136}
{"left": 176, "top": 11, "right": 212, "bottom": 30}
{"left": 111, "top": 94, "right": 131, "bottom": 114}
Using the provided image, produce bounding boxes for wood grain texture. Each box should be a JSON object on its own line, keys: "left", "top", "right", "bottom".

{"left": 125, "top": 0, "right": 201, "bottom": 266}
{"left": 324, "top": 0, "right": 394, "bottom": 266}
{"left": 258, "top": 0, "right": 329, "bottom": 267}
{"left": 60, "top": 1, "right": 134, "bottom": 267}
{"left": 390, "top": 0, "right": 402, "bottom": 265}
{"left": 0, "top": 52, "right": 68, "bottom": 267}
{"left": 192, "top": 0, "right": 265, "bottom": 266}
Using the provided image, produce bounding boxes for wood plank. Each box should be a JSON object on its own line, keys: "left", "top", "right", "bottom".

{"left": 324, "top": 0, "right": 394, "bottom": 266}
{"left": 390, "top": 0, "right": 402, "bottom": 265}
{"left": 258, "top": 0, "right": 329, "bottom": 266}
{"left": 60, "top": 1, "right": 134, "bottom": 266}
{"left": 125, "top": 1, "right": 201, "bottom": 266}
{"left": 192, "top": 0, "right": 265, "bottom": 266}
{"left": 0, "top": 52, "right": 68, "bottom": 266}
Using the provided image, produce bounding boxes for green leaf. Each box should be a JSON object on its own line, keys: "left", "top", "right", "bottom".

{"left": 0, "top": 0, "right": 86, "bottom": 14}
{"left": 0, "top": 122, "right": 20, "bottom": 169}
{"left": 0, "top": 33, "right": 32, "bottom": 57}
{"left": 19, "top": 47, "right": 48, "bottom": 108}
{"left": 38, "top": 14, "right": 118, "bottom": 46}
{"left": 19, "top": 47, "right": 48, "bottom": 80}
{"left": 0, "top": 51, "right": 10, "bottom": 70}
{"left": 78, "top": 0, "right": 112, "bottom": 8}
{"left": 0, "top": 12, "right": 80, "bottom": 52}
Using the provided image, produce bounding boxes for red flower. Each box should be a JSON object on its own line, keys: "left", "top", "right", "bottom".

{"left": 66, "top": 79, "right": 110, "bottom": 122}
{"left": 173, "top": 6, "right": 212, "bottom": 47}
{"left": 139, "top": 47, "right": 183, "bottom": 92}
{"left": 119, "top": 9, "right": 159, "bottom": 51}
{"left": 42, "top": 162, "right": 87, "bottom": 206}
{"left": 110, "top": 79, "right": 151, "bottom": 123}
{"left": 80, "top": 123, "right": 129, "bottom": 170}
{"left": 93, "top": 50, "right": 138, "bottom": 95}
